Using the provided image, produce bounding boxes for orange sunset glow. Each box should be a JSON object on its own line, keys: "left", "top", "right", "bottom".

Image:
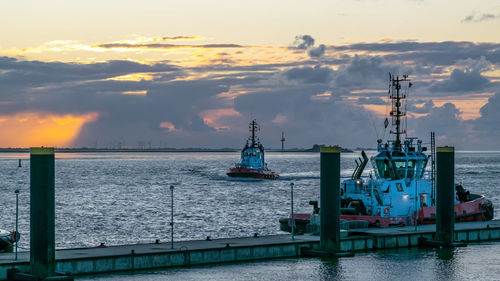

{"left": 0, "top": 112, "right": 98, "bottom": 147}
{"left": 201, "top": 108, "right": 241, "bottom": 131}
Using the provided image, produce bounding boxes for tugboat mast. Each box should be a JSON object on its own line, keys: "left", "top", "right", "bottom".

{"left": 249, "top": 119, "right": 259, "bottom": 147}
{"left": 389, "top": 74, "right": 411, "bottom": 151}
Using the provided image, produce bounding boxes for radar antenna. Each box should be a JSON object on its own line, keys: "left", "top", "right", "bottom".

{"left": 388, "top": 74, "right": 411, "bottom": 151}
{"left": 248, "top": 119, "right": 260, "bottom": 147}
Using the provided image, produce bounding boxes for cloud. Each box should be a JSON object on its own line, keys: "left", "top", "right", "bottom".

{"left": 411, "top": 102, "right": 465, "bottom": 143}
{"left": 478, "top": 93, "right": 500, "bottom": 121}
{"left": 160, "top": 36, "right": 202, "bottom": 41}
{"left": 95, "top": 43, "right": 243, "bottom": 50}
{"left": 290, "top": 35, "right": 315, "bottom": 50}
{"left": 334, "top": 55, "right": 397, "bottom": 88}
{"left": 72, "top": 78, "right": 231, "bottom": 147}
{"left": 472, "top": 92, "right": 500, "bottom": 141}
{"left": 334, "top": 41, "right": 500, "bottom": 65}
{"left": 357, "top": 97, "right": 387, "bottom": 105}
{"left": 408, "top": 100, "right": 435, "bottom": 114}
{"left": 430, "top": 69, "right": 492, "bottom": 93}
{"left": 0, "top": 58, "right": 182, "bottom": 116}
{"left": 0, "top": 57, "right": 234, "bottom": 147}
{"left": 290, "top": 35, "right": 326, "bottom": 58}
{"left": 456, "top": 56, "right": 492, "bottom": 73}
{"left": 462, "top": 12, "right": 500, "bottom": 23}
{"left": 0, "top": 57, "right": 179, "bottom": 88}
{"left": 308, "top": 44, "right": 326, "bottom": 57}
{"left": 283, "top": 65, "right": 333, "bottom": 84}
{"left": 1, "top": 37, "right": 500, "bottom": 149}
{"left": 233, "top": 84, "right": 377, "bottom": 148}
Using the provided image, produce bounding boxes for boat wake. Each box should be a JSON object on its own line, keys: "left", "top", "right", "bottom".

{"left": 223, "top": 177, "right": 265, "bottom": 182}
{"left": 277, "top": 175, "right": 319, "bottom": 181}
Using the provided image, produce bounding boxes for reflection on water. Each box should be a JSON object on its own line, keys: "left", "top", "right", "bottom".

{"left": 317, "top": 258, "right": 343, "bottom": 280}
{"left": 436, "top": 247, "right": 455, "bottom": 260}
{"left": 434, "top": 248, "right": 458, "bottom": 281}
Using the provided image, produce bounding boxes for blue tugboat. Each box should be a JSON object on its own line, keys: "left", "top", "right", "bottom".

{"left": 280, "top": 74, "right": 493, "bottom": 232}
{"left": 227, "top": 120, "right": 279, "bottom": 179}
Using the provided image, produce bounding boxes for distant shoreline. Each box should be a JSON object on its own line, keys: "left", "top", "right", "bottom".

{"left": 0, "top": 148, "right": 361, "bottom": 153}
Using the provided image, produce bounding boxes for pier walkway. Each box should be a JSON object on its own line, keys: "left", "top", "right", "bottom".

{"left": 1, "top": 220, "right": 499, "bottom": 280}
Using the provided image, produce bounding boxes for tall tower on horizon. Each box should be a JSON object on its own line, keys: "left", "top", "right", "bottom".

{"left": 280, "top": 132, "right": 285, "bottom": 152}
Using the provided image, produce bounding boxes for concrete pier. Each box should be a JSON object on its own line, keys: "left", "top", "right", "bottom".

{"left": 436, "top": 146, "right": 455, "bottom": 243}
{"left": 30, "top": 147, "right": 56, "bottom": 278}
{"left": 1, "top": 220, "right": 500, "bottom": 280}
{"left": 319, "top": 146, "right": 341, "bottom": 252}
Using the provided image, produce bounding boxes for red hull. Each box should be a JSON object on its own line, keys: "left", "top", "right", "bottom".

{"left": 339, "top": 215, "right": 408, "bottom": 227}
{"left": 227, "top": 167, "right": 279, "bottom": 179}
{"left": 418, "top": 194, "right": 493, "bottom": 224}
{"left": 282, "top": 195, "right": 493, "bottom": 229}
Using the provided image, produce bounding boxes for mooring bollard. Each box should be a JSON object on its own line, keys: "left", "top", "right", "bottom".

{"left": 436, "top": 146, "right": 455, "bottom": 243}
{"left": 170, "top": 185, "right": 175, "bottom": 249}
{"left": 290, "top": 182, "right": 295, "bottom": 240}
{"left": 320, "top": 146, "right": 341, "bottom": 252}
{"left": 30, "top": 147, "right": 55, "bottom": 278}
{"left": 15, "top": 189, "right": 19, "bottom": 261}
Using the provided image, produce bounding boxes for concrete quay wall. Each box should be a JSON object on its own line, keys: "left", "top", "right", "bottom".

{"left": 0, "top": 239, "right": 318, "bottom": 280}
{"left": 55, "top": 243, "right": 315, "bottom": 274}
{"left": 340, "top": 223, "right": 500, "bottom": 251}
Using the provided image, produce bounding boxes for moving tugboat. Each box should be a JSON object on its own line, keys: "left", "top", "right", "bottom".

{"left": 227, "top": 120, "right": 279, "bottom": 179}
{"left": 280, "top": 74, "right": 494, "bottom": 232}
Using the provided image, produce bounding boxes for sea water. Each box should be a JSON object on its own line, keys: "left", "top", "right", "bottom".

{"left": 0, "top": 151, "right": 499, "bottom": 280}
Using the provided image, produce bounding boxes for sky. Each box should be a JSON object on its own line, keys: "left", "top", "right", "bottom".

{"left": 0, "top": 0, "right": 499, "bottom": 149}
